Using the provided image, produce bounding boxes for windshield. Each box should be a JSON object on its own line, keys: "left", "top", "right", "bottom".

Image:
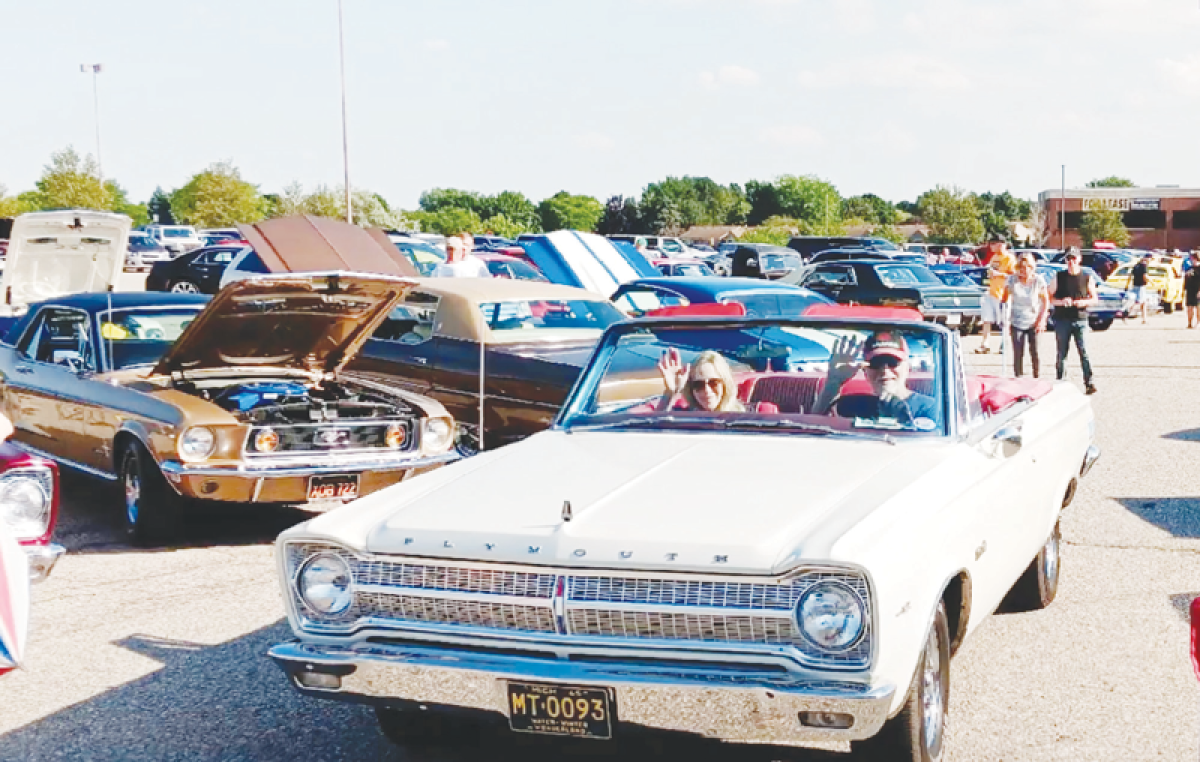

{"left": 560, "top": 320, "right": 948, "bottom": 438}
{"left": 659, "top": 240, "right": 684, "bottom": 253}
{"left": 933, "top": 270, "right": 977, "bottom": 288}
{"left": 160, "top": 228, "right": 194, "bottom": 238}
{"left": 875, "top": 264, "right": 943, "bottom": 287}
{"left": 99, "top": 307, "right": 204, "bottom": 370}
{"left": 762, "top": 253, "right": 802, "bottom": 270}
{"left": 476, "top": 298, "right": 624, "bottom": 334}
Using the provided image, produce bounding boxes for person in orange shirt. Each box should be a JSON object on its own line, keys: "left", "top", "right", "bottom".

{"left": 976, "top": 233, "right": 1015, "bottom": 353}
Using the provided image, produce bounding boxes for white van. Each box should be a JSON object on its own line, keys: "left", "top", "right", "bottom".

{"left": 144, "top": 225, "right": 202, "bottom": 255}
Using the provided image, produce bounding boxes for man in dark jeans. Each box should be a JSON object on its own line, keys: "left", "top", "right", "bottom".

{"left": 1131, "top": 254, "right": 1151, "bottom": 324}
{"left": 1185, "top": 251, "right": 1200, "bottom": 329}
{"left": 1052, "top": 248, "right": 1098, "bottom": 394}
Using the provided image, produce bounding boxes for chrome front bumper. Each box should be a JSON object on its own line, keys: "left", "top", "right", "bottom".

{"left": 269, "top": 640, "right": 896, "bottom": 745}
{"left": 26, "top": 542, "right": 64, "bottom": 583}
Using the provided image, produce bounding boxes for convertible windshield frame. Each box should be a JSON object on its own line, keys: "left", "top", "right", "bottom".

{"left": 554, "top": 316, "right": 961, "bottom": 440}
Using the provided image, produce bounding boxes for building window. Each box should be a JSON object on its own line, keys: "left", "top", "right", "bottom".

{"left": 1122, "top": 210, "right": 1166, "bottom": 229}
{"left": 1173, "top": 211, "right": 1200, "bottom": 230}
{"left": 1063, "top": 211, "right": 1084, "bottom": 230}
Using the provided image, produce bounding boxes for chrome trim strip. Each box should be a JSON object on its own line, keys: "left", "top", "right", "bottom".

{"left": 25, "top": 543, "right": 65, "bottom": 583}
{"left": 9, "top": 441, "right": 117, "bottom": 481}
{"left": 269, "top": 640, "right": 896, "bottom": 744}
{"left": 161, "top": 451, "right": 459, "bottom": 479}
{"left": 1081, "top": 444, "right": 1101, "bottom": 477}
{"left": 355, "top": 584, "right": 554, "bottom": 609}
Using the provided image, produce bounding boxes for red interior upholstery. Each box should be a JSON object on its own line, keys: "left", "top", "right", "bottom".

{"left": 972, "top": 375, "right": 1052, "bottom": 414}
{"left": 645, "top": 303, "right": 747, "bottom": 318}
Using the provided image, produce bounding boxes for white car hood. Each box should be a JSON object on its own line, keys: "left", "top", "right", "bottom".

{"left": 1, "top": 210, "right": 130, "bottom": 312}
{"left": 301, "top": 430, "right": 955, "bottom": 574}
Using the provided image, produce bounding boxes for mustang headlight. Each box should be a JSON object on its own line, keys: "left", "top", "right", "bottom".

{"left": 298, "top": 552, "right": 353, "bottom": 615}
{"left": 0, "top": 469, "right": 53, "bottom": 541}
{"left": 796, "top": 581, "right": 866, "bottom": 651}
{"left": 179, "top": 426, "right": 216, "bottom": 461}
{"left": 423, "top": 417, "right": 453, "bottom": 451}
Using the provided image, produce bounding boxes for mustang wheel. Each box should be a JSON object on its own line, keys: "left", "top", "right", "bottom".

{"left": 170, "top": 280, "right": 201, "bottom": 294}
{"left": 1007, "top": 520, "right": 1061, "bottom": 611}
{"left": 119, "top": 442, "right": 184, "bottom": 547}
{"left": 854, "top": 602, "right": 949, "bottom": 762}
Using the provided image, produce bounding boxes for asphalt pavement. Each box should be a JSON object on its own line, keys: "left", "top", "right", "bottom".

{"left": 1, "top": 311, "right": 1198, "bottom": 761}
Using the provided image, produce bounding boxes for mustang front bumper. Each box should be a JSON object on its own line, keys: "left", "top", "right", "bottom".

{"left": 269, "top": 640, "right": 896, "bottom": 745}
{"left": 159, "top": 452, "right": 459, "bottom": 503}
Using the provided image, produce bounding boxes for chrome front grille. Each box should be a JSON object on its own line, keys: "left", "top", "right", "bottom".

{"left": 287, "top": 543, "right": 871, "bottom": 668}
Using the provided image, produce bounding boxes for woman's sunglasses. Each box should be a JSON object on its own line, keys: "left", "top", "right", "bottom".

{"left": 690, "top": 377, "right": 724, "bottom": 392}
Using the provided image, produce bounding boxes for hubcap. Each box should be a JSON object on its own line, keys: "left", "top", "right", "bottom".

{"left": 1043, "top": 527, "right": 1060, "bottom": 588}
{"left": 124, "top": 466, "right": 141, "bottom": 526}
{"left": 921, "top": 627, "right": 944, "bottom": 752}
{"left": 171, "top": 281, "right": 199, "bottom": 293}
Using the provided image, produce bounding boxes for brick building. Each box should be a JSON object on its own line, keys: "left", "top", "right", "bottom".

{"left": 1039, "top": 187, "right": 1200, "bottom": 250}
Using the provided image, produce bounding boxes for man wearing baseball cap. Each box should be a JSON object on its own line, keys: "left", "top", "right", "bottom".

{"left": 814, "top": 331, "right": 939, "bottom": 427}
{"left": 976, "top": 233, "right": 1015, "bottom": 353}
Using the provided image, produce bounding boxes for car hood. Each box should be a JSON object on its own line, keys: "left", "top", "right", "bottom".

{"left": 298, "top": 430, "right": 955, "bottom": 574}
{"left": 151, "top": 272, "right": 416, "bottom": 378}
{"left": 1, "top": 210, "right": 130, "bottom": 312}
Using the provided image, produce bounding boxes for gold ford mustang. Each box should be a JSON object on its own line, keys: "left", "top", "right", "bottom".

{"left": 0, "top": 273, "right": 458, "bottom": 546}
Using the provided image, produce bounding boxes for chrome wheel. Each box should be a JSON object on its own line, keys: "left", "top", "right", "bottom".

{"left": 921, "top": 627, "right": 945, "bottom": 752}
{"left": 124, "top": 465, "right": 141, "bottom": 527}
{"left": 170, "top": 280, "right": 200, "bottom": 293}
{"left": 1043, "top": 526, "right": 1060, "bottom": 591}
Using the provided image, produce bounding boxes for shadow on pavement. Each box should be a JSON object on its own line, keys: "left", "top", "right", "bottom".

{"left": 56, "top": 470, "right": 314, "bottom": 555}
{"left": 1162, "top": 428, "right": 1200, "bottom": 442}
{"left": 0, "top": 621, "right": 848, "bottom": 762}
{"left": 1169, "top": 592, "right": 1198, "bottom": 622}
{"left": 1113, "top": 497, "right": 1200, "bottom": 538}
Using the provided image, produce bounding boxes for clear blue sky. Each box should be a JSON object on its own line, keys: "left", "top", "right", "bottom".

{"left": 3, "top": 0, "right": 1199, "bottom": 209}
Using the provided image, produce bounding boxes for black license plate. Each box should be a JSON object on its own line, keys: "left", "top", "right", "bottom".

{"left": 307, "top": 474, "right": 360, "bottom": 502}
{"left": 506, "top": 681, "right": 613, "bottom": 739}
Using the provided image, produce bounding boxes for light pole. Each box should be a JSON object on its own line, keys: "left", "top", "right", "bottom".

{"left": 1060, "top": 164, "right": 1066, "bottom": 250}
{"left": 80, "top": 63, "right": 103, "bottom": 185}
{"left": 337, "top": 0, "right": 352, "bottom": 224}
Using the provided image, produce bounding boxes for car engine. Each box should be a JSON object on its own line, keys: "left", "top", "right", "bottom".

{"left": 194, "top": 380, "right": 414, "bottom": 425}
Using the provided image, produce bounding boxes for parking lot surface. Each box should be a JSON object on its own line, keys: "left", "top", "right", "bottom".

{"left": 1, "top": 314, "right": 1197, "bottom": 761}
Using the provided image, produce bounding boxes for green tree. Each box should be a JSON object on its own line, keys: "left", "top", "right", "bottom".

{"left": 748, "top": 175, "right": 843, "bottom": 234}
{"left": 147, "top": 186, "right": 176, "bottom": 224}
{"left": 478, "top": 191, "right": 540, "bottom": 232}
{"left": 28, "top": 147, "right": 113, "bottom": 211}
{"left": 170, "top": 162, "right": 267, "bottom": 227}
{"left": 537, "top": 192, "right": 603, "bottom": 232}
{"left": 419, "top": 188, "right": 484, "bottom": 214}
{"left": 842, "top": 194, "right": 899, "bottom": 225}
{"left": 1079, "top": 209, "right": 1130, "bottom": 247}
{"left": 480, "top": 213, "right": 526, "bottom": 239}
{"left": 415, "top": 207, "right": 483, "bottom": 235}
{"left": 639, "top": 177, "right": 749, "bottom": 234}
{"left": 868, "top": 224, "right": 906, "bottom": 245}
{"left": 736, "top": 227, "right": 792, "bottom": 246}
{"left": 0, "top": 184, "right": 31, "bottom": 217}
{"left": 1086, "top": 176, "right": 1135, "bottom": 188}
{"left": 596, "top": 196, "right": 643, "bottom": 235}
{"left": 917, "top": 185, "right": 985, "bottom": 244}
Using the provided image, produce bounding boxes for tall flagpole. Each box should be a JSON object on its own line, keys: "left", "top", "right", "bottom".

{"left": 81, "top": 64, "right": 104, "bottom": 185}
{"left": 337, "top": 0, "right": 352, "bottom": 224}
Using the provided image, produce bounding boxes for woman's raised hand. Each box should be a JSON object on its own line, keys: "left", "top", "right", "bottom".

{"left": 657, "top": 348, "right": 690, "bottom": 396}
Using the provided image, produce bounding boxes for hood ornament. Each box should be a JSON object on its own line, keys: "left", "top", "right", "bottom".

{"left": 562, "top": 500, "right": 573, "bottom": 522}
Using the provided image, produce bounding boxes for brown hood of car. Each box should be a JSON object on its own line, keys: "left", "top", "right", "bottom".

{"left": 151, "top": 272, "right": 415, "bottom": 378}
{"left": 237, "top": 215, "right": 418, "bottom": 277}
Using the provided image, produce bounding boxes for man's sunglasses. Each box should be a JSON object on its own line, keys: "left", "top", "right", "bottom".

{"left": 690, "top": 377, "right": 723, "bottom": 392}
{"left": 868, "top": 355, "right": 902, "bottom": 370}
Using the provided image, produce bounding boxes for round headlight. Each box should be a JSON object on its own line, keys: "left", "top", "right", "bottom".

{"left": 179, "top": 426, "right": 216, "bottom": 460}
{"left": 796, "top": 581, "right": 866, "bottom": 651}
{"left": 0, "top": 473, "right": 51, "bottom": 540}
{"left": 298, "top": 552, "right": 353, "bottom": 615}
{"left": 423, "top": 417, "right": 453, "bottom": 451}
{"left": 254, "top": 428, "right": 280, "bottom": 453}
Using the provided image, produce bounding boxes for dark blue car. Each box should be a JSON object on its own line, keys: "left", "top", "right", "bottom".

{"left": 610, "top": 277, "right": 832, "bottom": 318}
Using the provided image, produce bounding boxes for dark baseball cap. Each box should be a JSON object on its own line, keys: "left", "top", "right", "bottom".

{"left": 864, "top": 331, "right": 909, "bottom": 363}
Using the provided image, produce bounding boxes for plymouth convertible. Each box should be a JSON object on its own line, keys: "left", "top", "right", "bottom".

{"left": 0, "top": 273, "right": 458, "bottom": 546}
{"left": 270, "top": 314, "right": 1099, "bottom": 760}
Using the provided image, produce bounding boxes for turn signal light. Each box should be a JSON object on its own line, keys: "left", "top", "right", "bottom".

{"left": 254, "top": 428, "right": 280, "bottom": 453}
{"left": 385, "top": 423, "right": 406, "bottom": 449}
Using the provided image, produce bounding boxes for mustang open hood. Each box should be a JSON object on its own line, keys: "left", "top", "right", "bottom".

{"left": 151, "top": 272, "right": 415, "bottom": 378}
{"left": 1, "top": 210, "right": 130, "bottom": 313}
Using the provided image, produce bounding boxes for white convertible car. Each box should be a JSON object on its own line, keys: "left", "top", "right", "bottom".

{"left": 270, "top": 312, "right": 1099, "bottom": 761}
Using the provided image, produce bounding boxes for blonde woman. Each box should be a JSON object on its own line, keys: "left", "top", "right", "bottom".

{"left": 656, "top": 348, "right": 745, "bottom": 412}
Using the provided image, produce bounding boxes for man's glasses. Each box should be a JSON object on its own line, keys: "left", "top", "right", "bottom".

{"left": 690, "top": 377, "right": 723, "bottom": 392}
{"left": 868, "top": 355, "right": 902, "bottom": 371}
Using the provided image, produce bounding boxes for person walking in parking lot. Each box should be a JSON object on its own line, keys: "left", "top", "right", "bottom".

{"left": 1131, "top": 253, "right": 1151, "bottom": 324}
{"left": 433, "top": 234, "right": 491, "bottom": 278}
{"left": 976, "top": 234, "right": 1015, "bottom": 354}
{"left": 1053, "top": 248, "right": 1097, "bottom": 394}
{"left": 1185, "top": 252, "right": 1200, "bottom": 328}
{"left": 1003, "top": 253, "right": 1048, "bottom": 377}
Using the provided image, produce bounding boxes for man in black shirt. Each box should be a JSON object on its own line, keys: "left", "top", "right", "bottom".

{"left": 1186, "top": 252, "right": 1200, "bottom": 329}
{"left": 1052, "top": 248, "right": 1098, "bottom": 394}
{"left": 1130, "top": 254, "right": 1151, "bottom": 324}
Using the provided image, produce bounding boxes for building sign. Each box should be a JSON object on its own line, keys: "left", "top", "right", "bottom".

{"left": 1082, "top": 197, "right": 1130, "bottom": 211}
{"left": 1131, "top": 198, "right": 1160, "bottom": 210}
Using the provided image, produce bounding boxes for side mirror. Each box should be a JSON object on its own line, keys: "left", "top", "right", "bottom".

{"left": 993, "top": 424, "right": 1023, "bottom": 458}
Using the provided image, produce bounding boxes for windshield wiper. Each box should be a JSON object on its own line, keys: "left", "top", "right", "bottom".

{"left": 721, "top": 418, "right": 896, "bottom": 443}
{"left": 566, "top": 415, "right": 725, "bottom": 433}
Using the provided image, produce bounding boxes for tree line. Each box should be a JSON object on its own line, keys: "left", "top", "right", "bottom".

{"left": 0, "top": 146, "right": 1133, "bottom": 247}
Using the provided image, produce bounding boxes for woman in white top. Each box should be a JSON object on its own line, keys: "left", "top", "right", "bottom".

{"left": 1002, "top": 253, "right": 1049, "bottom": 378}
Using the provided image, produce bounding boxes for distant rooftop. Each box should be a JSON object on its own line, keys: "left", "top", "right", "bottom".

{"left": 1039, "top": 187, "right": 1200, "bottom": 202}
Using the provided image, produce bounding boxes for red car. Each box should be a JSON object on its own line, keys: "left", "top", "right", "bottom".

{"left": 0, "top": 442, "right": 62, "bottom": 675}
{"left": 475, "top": 252, "right": 548, "bottom": 281}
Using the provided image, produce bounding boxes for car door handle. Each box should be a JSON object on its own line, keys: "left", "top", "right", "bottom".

{"left": 14, "top": 365, "right": 33, "bottom": 375}
{"left": 414, "top": 357, "right": 427, "bottom": 364}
